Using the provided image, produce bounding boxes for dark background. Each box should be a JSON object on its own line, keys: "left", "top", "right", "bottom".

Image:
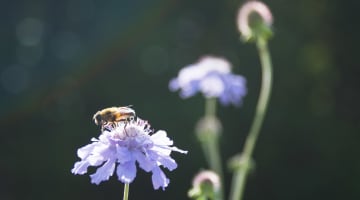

{"left": 1, "top": 0, "right": 359, "bottom": 199}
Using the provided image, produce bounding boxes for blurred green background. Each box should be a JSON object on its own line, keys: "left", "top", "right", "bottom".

{"left": 1, "top": 0, "right": 359, "bottom": 199}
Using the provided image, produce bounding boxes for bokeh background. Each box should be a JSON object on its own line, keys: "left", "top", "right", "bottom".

{"left": 1, "top": 0, "right": 359, "bottom": 199}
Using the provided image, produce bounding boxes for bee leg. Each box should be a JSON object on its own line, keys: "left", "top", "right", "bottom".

{"left": 123, "top": 121, "right": 130, "bottom": 136}
{"left": 123, "top": 123, "right": 127, "bottom": 135}
{"left": 101, "top": 122, "right": 112, "bottom": 132}
{"left": 104, "top": 127, "right": 111, "bottom": 132}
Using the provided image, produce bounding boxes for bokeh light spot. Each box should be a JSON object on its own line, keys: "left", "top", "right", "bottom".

{"left": 16, "top": 18, "right": 44, "bottom": 46}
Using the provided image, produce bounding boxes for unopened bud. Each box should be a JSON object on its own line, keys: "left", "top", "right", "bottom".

{"left": 188, "top": 170, "right": 221, "bottom": 199}
{"left": 195, "top": 116, "right": 222, "bottom": 142}
{"left": 237, "top": 1, "right": 273, "bottom": 41}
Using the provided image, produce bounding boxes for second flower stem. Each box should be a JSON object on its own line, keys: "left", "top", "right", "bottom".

{"left": 205, "top": 97, "right": 217, "bottom": 117}
{"left": 203, "top": 98, "right": 224, "bottom": 200}
{"left": 205, "top": 98, "right": 224, "bottom": 179}
{"left": 230, "top": 37, "right": 273, "bottom": 200}
{"left": 244, "top": 35, "right": 272, "bottom": 161}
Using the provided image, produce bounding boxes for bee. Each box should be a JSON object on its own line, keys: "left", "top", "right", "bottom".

{"left": 93, "top": 106, "right": 136, "bottom": 131}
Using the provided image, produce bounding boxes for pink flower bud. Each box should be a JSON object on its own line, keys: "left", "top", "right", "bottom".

{"left": 237, "top": 1, "right": 273, "bottom": 40}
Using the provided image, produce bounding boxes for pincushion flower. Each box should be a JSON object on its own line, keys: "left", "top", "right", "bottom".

{"left": 71, "top": 119, "right": 187, "bottom": 190}
{"left": 169, "top": 56, "right": 247, "bottom": 106}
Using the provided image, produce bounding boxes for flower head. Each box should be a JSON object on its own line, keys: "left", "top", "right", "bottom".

{"left": 192, "top": 170, "right": 221, "bottom": 191}
{"left": 169, "top": 56, "right": 247, "bottom": 106}
{"left": 188, "top": 170, "right": 221, "bottom": 199}
{"left": 71, "top": 119, "right": 187, "bottom": 190}
{"left": 237, "top": 1, "right": 273, "bottom": 41}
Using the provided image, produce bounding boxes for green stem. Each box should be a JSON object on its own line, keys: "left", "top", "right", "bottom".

{"left": 123, "top": 183, "right": 130, "bottom": 200}
{"left": 205, "top": 98, "right": 217, "bottom": 117}
{"left": 205, "top": 99, "right": 222, "bottom": 177}
{"left": 207, "top": 137, "right": 224, "bottom": 200}
{"left": 230, "top": 37, "right": 273, "bottom": 200}
{"left": 229, "top": 164, "right": 243, "bottom": 200}
{"left": 200, "top": 98, "right": 217, "bottom": 167}
{"left": 203, "top": 98, "right": 224, "bottom": 200}
{"left": 199, "top": 134, "right": 224, "bottom": 200}
{"left": 207, "top": 135, "right": 223, "bottom": 182}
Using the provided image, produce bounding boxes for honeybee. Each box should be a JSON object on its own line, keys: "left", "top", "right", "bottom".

{"left": 93, "top": 106, "right": 136, "bottom": 131}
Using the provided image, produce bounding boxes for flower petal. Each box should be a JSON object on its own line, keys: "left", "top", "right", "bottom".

{"left": 151, "top": 167, "right": 169, "bottom": 190}
{"left": 71, "top": 161, "right": 90, "bottom": 175}
{"left": 90, "top": 159, "right": 116, "bottom": 185}
{"left": 179, "top": 80, "right": 201, "bottom": 98}
{"left": 199, "top": 74, "right": 224, "bottom": 97}
{"left": 151, "top": 130, "right": 173, "bottom": 146}
{"left": 219, "top": 74, "right": 247, "bottom": 106}
{"left": 157, "top": 155, "right": 178, "bottom": 171}
{"left": 116, "top": 146, "right": 133, "bottom": 163}
{"left": 117, "top": 161, "right": 137, "bottom": 183}
{"left": 147, "top": 150, "right": 178, "bottom": 171}
{"left": 77, "top": 143, "right": 96, "bottom": 159}
{"left": 134, "top": 151, "right": 155, "bottom": 172}
{"left": 86, "top": 154, "right": 106, "bottom": 166}
{"left": 169, "top": 78, "right": 180, "bottom": 91}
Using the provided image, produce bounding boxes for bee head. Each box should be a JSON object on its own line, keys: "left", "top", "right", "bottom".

{"left": 127, "top": 115, "right": 137, "bottom": 122}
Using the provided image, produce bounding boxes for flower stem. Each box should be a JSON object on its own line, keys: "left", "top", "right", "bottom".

{"left": 123, "top": 183, "right": 130, "bottom": 200}
{"left": 204, "top": 98, "right": 223, "bottom": 179}
{"left": 200, "top": 98, "right": 224, "bottom": 200}
{"left": 206, "top": 137, "right": 223, "bottom": 200}
{"left": 205, "top": 97, "right": 217, "bottom": 117}
{"left": 230, "top": 37, "right": 273, "bottom": 200}
{"left": 206, "top": 135, "right": 223, "bottom": 183}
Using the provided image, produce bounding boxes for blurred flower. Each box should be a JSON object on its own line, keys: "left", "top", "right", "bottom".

{"left": 71, "top": 119, "right": 187, "bottom": 190}
{"left": 237, "top": 1, "right": 273, "bottom": 41}
{"left": 192, "top": 170, "right": 221, "bottom": 190}
{"left": 188, "top": 170, "right": 221, "bottom": 199}
{"left": 169, "top": 56, "right": 247, "bottom": 106}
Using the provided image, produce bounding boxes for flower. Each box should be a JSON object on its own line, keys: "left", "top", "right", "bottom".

{"left": 71, "top": 119, "right": 187, "bottom": 190}
{"left": 192, "top": 170, "right": 221, "bottom": 191}
{"left": 237, "top": 1, "right": 273, "bottom": 41}
{"left": 188, "top": 170, "right": 221, "bottom": 199}
{"left": 169, "top": 56, "right": 247, "bottom": 106}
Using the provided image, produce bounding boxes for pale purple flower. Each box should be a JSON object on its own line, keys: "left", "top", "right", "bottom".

{"left": 71, "top": 119, "right": 187, "bottom": 190}
{"left": 169, "top": 56, "right": 247, "bottom": 106}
